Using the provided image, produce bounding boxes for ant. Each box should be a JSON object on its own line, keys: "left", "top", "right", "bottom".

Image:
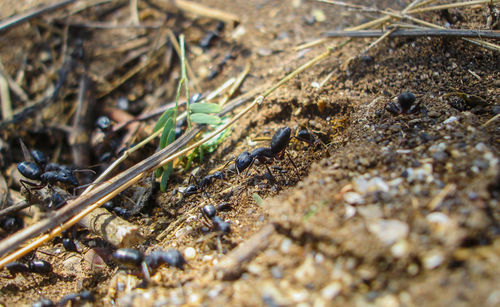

{"left": 386, "top": 92, "right": 418, "bottom": 115}
{"left": 183, "top": 171, "right": 226, "bottom": 197}
{"left": 234, "top": 127, "right": 298, "bottom": 179}
{"left": 112, "top": 248, "right": 186, "bottom": 280}
{"left": 58, "top": 290, "right": 95, "bottom": 306}
{"left": 5, "top": 258, "right": 52, "bottom": 278}
{"left": 32, "top": 290, "right": 94, "bottom": 307}
{"left": 17, "top": 144, "right": 79, "bottom": 192}
{"left": 200, "top": 204, "right": 231, "bottom": 234}
{"left": 0, "top": 215, "right": 23, "bottom": 233}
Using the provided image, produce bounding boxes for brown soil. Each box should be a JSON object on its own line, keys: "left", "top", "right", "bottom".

{"left": 0, "top": 0, "right": 499, "bottom": 306}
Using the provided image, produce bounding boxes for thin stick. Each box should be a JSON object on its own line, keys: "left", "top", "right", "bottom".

{"left": 130, "top": 0, "right": 140, "bottom": 25}
{"left": 407, "top": 0, "right": 500, "bottom": 14}
{"left": 173, "top": 0, "right": 240, "bottom": 25}
{"left": 219, "top": 63, "right": 250, "bottom": 106}
{"left": 0, "top": 0, "right": 77, "bottom": 32}
{"left": 482, "top": 113, "right": 500, "bottom": 127}
{"left": 0, "top": 59, "right": 30, "bottom": 103}
{"left": 0, "top": 201, "right": 30, "bottom": 218}
{"left": 323, "top": 28, "right": 500, "bottom": 39}
{"left": 0, "top": 73, "right": 12, "bottom": 120}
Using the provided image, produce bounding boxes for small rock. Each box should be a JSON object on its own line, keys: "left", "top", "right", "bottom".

{"left": 280, "top": 238, "right": 292, "bottom": 253}
{"left": 344, "top": 204, "right": 356, "bottom": 219}
{"left": 375, "top": 294, "right": 400, "bottom": 307}
{"left": 423, "top": 251, "right": 444, "bottom": 269}
{"left": 184, "top": 247, "right": 196, "bottom": 260}
{"left": 294, "top": 254, "right": 316, "bottom": 283}
{"left": 367, "top": 219, "right": 409, "bottom": 246}
{"left": 320, "top": 281, "right": 342, "bottom": 300}
{"left": 257, "top": 47, "right": 273, "bottom": 57}
{"left": 353, "top": 177, "right": 389, "bottom": 194}
{"left": 443, "top": 116, "right": 459, "bottom": 125}
{"left": 343, "top": 192, "right": 364, "bottom": 205}
{"left": 271, "top": 266, "right": 283, "bottom": 279}
{"left": 405, "top": 163, "right": 433, "bottom": 183}
{"left": 391, "top": 240, "right": 410, "bottom": 258}
{"left": 358, "top": 205, "right": 383, "bottom": 219}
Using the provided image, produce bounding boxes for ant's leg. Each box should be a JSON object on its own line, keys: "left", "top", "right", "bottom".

{"left": 264, "top": 164, "right": 276, "bottom": 182}
{"left": 20, "top": 180, "right": 44, "bottom": 192}
{"left": 285, "top": 150, "right": 300, "bottom": 178}
{"left": 188, "top": 174, "right": 200, "bottom": 186}
{"left": 141, "top": 262, "right": 151, "bottom": 281}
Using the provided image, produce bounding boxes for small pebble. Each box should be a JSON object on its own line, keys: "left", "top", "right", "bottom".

{"left": 271, "top": 266, "right": 283, "bottom": 279}
{"left": 343, "top": 192, "right": 364, "bottom": 205}
{"left": 280, "top": 238, "right": 292, "bottom": 253}
{"left": 321, "top": 281, "right": 342, "bottom": 300}
{"left": 184, "top": 247, "right": 196, "bottom": 260}
{"left": 423, "top": 251, "right": 444, "bottom": 269}
{"left": 367, "top": 219, "right": 409, "bottom": 246}
{"left": 443, "top": 116, "right": 458, "bottom": 125}
{"left": 391, "top": 240, "right": 410, "bottom": 258}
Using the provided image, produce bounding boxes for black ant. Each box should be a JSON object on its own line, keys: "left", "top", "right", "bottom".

{"left": 174, "top": 171, "right": 226, "bottom": 200}
{"left": 200, "top": 204, "right": 231, "bottom": 234}
{"left": 5, "top": 258, "right": 52, "bottom": 278}
{"left": 58, "top": 290, "right": 95, "bottom": 306}
{"left": 32, "top": 298, "right": 55, "bottom": 307}
{"left": 32, "top": 290, "right": 94, "bottom": 307}
{"left": 112, "top": 248, "right": 186, "bottom": 280}
{"left": 234, "top": 127, "right": 298, "bottom": 178}
{"left": 17, "top": 144, "right": 79, "bottom": 192}
{"left": 0, "top": 215, "right": 23, "bottom": 233}
{"left": 386, "top": 92, "right": 418, "bottom": 114}
{"left": 295, "top": 127, "right": 322, "bottom": 147}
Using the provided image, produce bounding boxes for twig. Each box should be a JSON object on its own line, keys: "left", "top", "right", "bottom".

{"left": 0, "top": 201, "right": 30, "bottom": 218}
{"left": 323, "top": 28, "right": 500, "bottom": 39}
{"left": 0, "top": 59, "right": 30, "bottom": 104}
{"left": 216, "top": 224, "right": 276, "bottom": 280}
{"left": 65, "top": 21, "right": 163, "bottom": 29}
{"left": 427, "top": 183, "right": 456, "bottom": 210}
{"left": 70, "top": 74, "right": 94, "bottom": 168}
{"left": 407, "top": 0, "right": 500, "bottom": 14}
{"left": 219, "top": 63, "right": 250, "bottom": 106}
{"left": 482, "top": 113, "right": 500, "bottom": 127}
{"left": 0, "top": 73, "right": 12, "bottom": 120}
{"left": 151, "top": 0, "right": 240, "bottom": 25}
{"left": 0, "top": 0, "right": 77, "bottom": 32}
{"left": 79, "top": 207, "right": 144, "bottom": 247}
{"left": 130, "top": 0, "right": 140, "bottom": 25}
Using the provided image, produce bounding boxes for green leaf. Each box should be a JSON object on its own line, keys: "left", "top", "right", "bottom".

{"left": 160, "top": 162, "right": 173, "bottom": 192}
{"left": 155, "top": 168, "right": 163, "bottom": 178}
{"left": 153, "top": 108, "right": 174, "bottom": 132}
{"left": 191, "top": 113, "right": 221, "bottom": 125}
{"left": 159, "top": 118, "right": 174, "bottom": 148}
{"left": 190, "top": 103, "right": 222, "bottom": 114}
{"left": 252, "top": 193, "right": 264, "bottom": 207}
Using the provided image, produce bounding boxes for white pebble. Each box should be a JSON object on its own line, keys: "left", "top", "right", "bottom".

{"left": 321, "top": 281, "right": 342, "bottom": 300}
{"left": 391, "top": 240, "right": 409, "bottom": 258}
{"left": 343, "top": 192, "right": 364, "bottom": 205}
{"left": 423, "top": 251, "right": 444, "bottom": 269}
{"left": 443, "top": 116, "right": 458, "bottom": 125}
{"left": 184, "top": 247, "right": 196, "bottom": 260}
{"left": 280, "top": 238, "right": 292, "bottom": 253}
{"left": 344, "top": 204, "right": 356, "bottom": 219}
{"left": 367, "top": 219, "right": 409, "bottom": 246}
